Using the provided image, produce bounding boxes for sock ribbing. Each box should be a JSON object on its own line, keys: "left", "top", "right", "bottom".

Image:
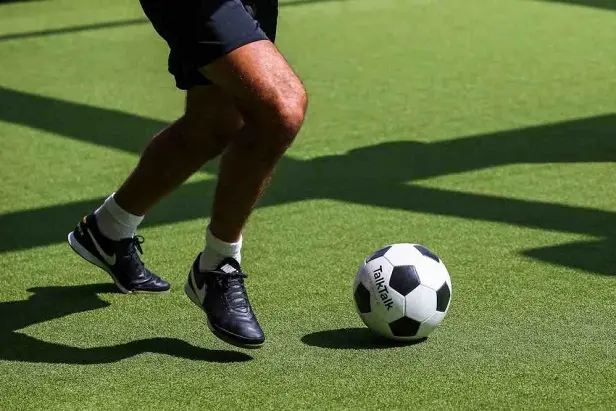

{"left": 199, "top": 226, "right": 242, "bottom": 271}
{"left": 94, "top": 194, "right": 143, "bottom": 240}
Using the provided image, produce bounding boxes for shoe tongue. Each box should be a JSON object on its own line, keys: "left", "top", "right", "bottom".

{"left": 217, "top": 258, "right": 240, "bottom": 274}
{"left": 217, "top": 258, "right": 247, "bottom": 311}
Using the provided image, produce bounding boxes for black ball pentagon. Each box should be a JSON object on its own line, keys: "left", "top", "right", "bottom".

{"left": 389, "top": 265, "right": 420, "bottom": 296}
{"left": 436, "top": 283, "right": 451, "bottom": 312}
{"left": 354, "top": 283, "right": 372, "bottom": 314}
{"left": 366, "top": 246, "right": 392, "bottom": 263}
{"left": 389, "top": 316, "right": 422, "bottom": 337}
{"left": 414, "top": 245, "right": 440, "bottom": 263}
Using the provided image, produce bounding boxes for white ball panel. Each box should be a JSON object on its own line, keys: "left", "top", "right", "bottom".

{"left": 372, "top": 287, "right": 405, "bottom": 323}
{"left": 358, "top": 312, "right": 394, "bottom": 338}
{"left": 416, "top": 311, "right": 447, "bottom": 338}
{"left": 361, "top": 256, "right": 394, "bottom": 287}
{"left": 383, "top": 243, "right": 422, "bottom": 267}
{"left": 359, "top": 256, "right": 404, "bottom": 324}
{"left": 416, "top": 258, "right": 450, "bottom": 291}
{"left": 404, "top": 285, "right": 437, "bottom": 322}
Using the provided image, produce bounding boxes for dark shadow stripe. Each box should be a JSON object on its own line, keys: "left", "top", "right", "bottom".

{"left": 0, "top": 18, "right": 149, "bottom": 42}
{"left": 0, "top": 0, "right": 344, "bottom": 42}
{"left": 538, "top": 0, "right": 616, "bottom": 12}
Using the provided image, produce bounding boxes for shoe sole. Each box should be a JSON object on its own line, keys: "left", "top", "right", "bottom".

{"left": 68, "top": 232, "right": 168, "bottom": 295}
{"left": 184, "top": 281, "right": 264, "bottom": 350}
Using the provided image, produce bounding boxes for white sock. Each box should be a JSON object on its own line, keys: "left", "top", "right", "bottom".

{"left": 199, "top": 227, "right": 242, "bottom": 271}
{"left": 94, "top": 194, "right": 144, "bottom": 240}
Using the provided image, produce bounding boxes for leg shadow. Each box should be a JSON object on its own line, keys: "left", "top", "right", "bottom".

{"left": 0, "top": 283, "right": 252, "bottom": 364}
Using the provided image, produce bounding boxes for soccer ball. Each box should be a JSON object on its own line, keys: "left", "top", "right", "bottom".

{"left": 353, "top": 243, "right": 452, "bottom": 341}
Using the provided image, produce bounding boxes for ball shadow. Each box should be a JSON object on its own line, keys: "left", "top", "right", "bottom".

{"left": 301, "top": 327, "right": 427, "bottom": 349}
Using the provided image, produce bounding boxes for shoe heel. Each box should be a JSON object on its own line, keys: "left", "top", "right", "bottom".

{"left": 68, "top": 232, "right": 108, "bottom": 271}
{"left": 68, "top": 232, "right": 131, "bottom": 294}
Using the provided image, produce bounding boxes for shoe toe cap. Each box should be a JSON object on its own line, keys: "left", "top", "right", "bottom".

{"left": 218, "top": 317, "right": 265, "bottom": 344}
{"left": 133, "top": 273, "right": 170, "bottom": 292}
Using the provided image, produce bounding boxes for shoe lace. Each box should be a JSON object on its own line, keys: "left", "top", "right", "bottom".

{"left": 126, "top": 235, "right": 146, "bottom": 272}
{"left": 217, "top": 272, "right": 249, "bottom": 310}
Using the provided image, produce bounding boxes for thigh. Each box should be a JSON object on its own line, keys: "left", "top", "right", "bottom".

{"left": 198, "top": 40, "right": 305, "bottom": 121}
{"left": 184, "top": 85, "right": 244, "bottom": 137}
{"left": 139, "top": 0, "right": 278, "bottom": 91}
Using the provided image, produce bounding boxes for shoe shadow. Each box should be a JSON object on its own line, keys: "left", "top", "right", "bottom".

{"left": 0, "top": 283, "right": 251, "bottom": 364}
{"left": 301, "top": 327, "right": 427, "bottom": 349}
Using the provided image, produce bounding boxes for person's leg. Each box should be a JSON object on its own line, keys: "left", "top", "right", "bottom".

{"left": 68, "top": 86, "right": 244, "bottom": 294}
{"left": 184, "top": 39, "right": 307, "bottom": 348}
{"left": 113, "top": 86, "right": 243, "bottom": 216}
{"left": 202, "top": 40, "right": 307, "bottom": 245}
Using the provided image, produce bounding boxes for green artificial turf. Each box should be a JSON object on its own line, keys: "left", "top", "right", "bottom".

{"left": 1, "top": 0, "right": 615, "bottom": 409}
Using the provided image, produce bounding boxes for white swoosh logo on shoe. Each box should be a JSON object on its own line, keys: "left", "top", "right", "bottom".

{"left": 191, "top": 269, "right": 207, "bottom": 304}
{"left": 87, "top": 228, "right": 116, "bottom": 266}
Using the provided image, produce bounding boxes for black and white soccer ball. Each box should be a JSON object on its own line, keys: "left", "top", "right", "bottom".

{"left": 353, "top": 243, "right": 452, "bottom": 341}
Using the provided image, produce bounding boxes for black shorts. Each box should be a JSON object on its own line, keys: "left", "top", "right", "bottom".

{"left": 139, "top": 0, "right": 278, "bottom": 90}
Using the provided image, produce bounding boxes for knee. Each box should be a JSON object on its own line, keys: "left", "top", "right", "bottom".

{"left": 251, "top": 84, "right": 308, "bottom": 148}
{"left": 274, "top": 87, "right": 308, "bottom": 141}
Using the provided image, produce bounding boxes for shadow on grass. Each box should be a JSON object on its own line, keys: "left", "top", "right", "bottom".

{"left": 0, "top": 283, "right": 252, "bottom": 364}
{"left": 524, "top": 239, "right": 616, "bottom": 275}
{"left": 0, "top": 18, "right": 149, "bottom": 42}
{"left": 0, "top": 0, "right": 40, "bottom": 3}
{"left": 0, "top": 87, "right": 614, "bottom": 275}
{"left": 0, "top": 0, "right": 345, "bottom": 42}
{"left": 302, "top": 327, "right": 426, "bottom": 349}
{"left": 538, "top": 0, "right": 616, "bottom": 12}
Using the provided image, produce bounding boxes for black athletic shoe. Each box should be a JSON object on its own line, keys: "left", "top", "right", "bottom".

{"left": 185, "top": 254, "right": 265, "bottom": 348}
{"left": 67, "top": 214, "right": 170, "bottom": 294}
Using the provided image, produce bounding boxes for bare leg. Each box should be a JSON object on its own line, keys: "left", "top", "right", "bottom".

{"left": 114, "top": 86, "right": 243, "bottom": 216}
{"left": 200, "top": 41, "right": 308, "bottom": 242}
{"left": 68, "top": 85, "right": 247, "bottom": 294}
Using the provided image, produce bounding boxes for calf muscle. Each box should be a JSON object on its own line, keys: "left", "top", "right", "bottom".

{"left": 114, "top": 86, "right": 242, "bottom": 216}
